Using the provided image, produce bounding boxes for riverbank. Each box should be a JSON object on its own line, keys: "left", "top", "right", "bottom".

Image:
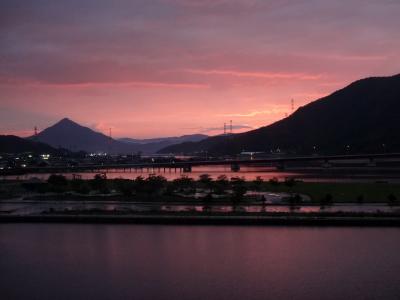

{"left": 2, "top": 211, "right": 400, "bottom": 226}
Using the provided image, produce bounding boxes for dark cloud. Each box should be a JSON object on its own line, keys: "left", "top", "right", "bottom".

{"left": 0, "top": 0, "right": 399, "bottom": 137}
{"left": 1, "top": 0, "right": 399, "bottom": 86}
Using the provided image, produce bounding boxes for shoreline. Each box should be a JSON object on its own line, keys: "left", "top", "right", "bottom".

{"left": 2, "top": 213, "right": 400, "bottom": 226}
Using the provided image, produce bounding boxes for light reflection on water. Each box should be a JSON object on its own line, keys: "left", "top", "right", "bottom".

{"left": 1, "top": 224, "right": 400, "bottom": 300}
{"left": 5, "top": 165, "right": 400, "bottom": 182}
{"left": 1, "top": 201, "right": 398, "bottom": 216}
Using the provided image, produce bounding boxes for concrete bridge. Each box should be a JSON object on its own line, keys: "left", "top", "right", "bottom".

{"left": 4, "top": 152, "right": 400, "bottom": 175}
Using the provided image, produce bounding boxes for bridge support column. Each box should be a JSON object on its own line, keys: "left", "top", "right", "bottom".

{"left": 231, "top": 163, "right": 240, "bottom": 172}
{"left": 183, "top": 166, "right": 192, "bottom": 173}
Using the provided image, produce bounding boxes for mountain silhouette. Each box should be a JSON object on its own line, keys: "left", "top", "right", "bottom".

{"left": 0, "top": 135, "right": 59, "bottom": 154}
{"left": 32, "top": 118, "right": 139, "bottom": 154}
{"left": 159, "top": 73, "right": 400, "bottom": 155}
{"left": 118, "top": 134, "right": 208, "bottom": 153}
{"left": 32, "top": 118, "right": 207, "bottom": 154}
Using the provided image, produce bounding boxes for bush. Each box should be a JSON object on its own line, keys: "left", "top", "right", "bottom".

{"left": 288, "top": 194, "right": 302, "bottom": 205}
{"left": 284, "top": 177, "right": 296, "bottom": 188}
{"left": 144, "top": 175, "right": 167, "bottom": 197}
{"left": 22, "top": 182, "right": 50, "bottom": 193}
{"left": 113, "top": 179, "right": 135, "bottom": 196}
{"left": 90, "top": 173, "right": 108, "bottom": 192}
{"left": 252, "top": 176, "right": 264, "bottom": 191}
{"left": 203, "top": 193, "right": 213, "bottom": 203}
{"left": 71, "top": 179, "right": 90, "bottom": 194}
{"left": 230, "top": 177, "right": 247, "bottom": 203}
{"left": 387, "top": 194, "right": 398, "bottom": 206}
{"left": 320, "top": 193, "right": 333, "bottom": 206}
{"left": 47, "top": 175, "right": 68, "bottom": 186}
{"left": 198, "top": 174, "right": 213, "bottom": 191}
{"left": 214, "top": 175, "right": 229, "bottom": 194}
{"left": 172, "top": 175, "right": 195, "bottom": 194}
{"left": 134, "top": 176, "right": 146, "bottom": 194}
{"left": 268, "top": 177, "right": 280, "bottom": 186}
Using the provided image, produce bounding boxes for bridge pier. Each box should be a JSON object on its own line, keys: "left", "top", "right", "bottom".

{"left": 231, "top": 163, "right": 240, "bottom": 172}
{"left": 183, "top": 166, "right": 192, "bottom": 173}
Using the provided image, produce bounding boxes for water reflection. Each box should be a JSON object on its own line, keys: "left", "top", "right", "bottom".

{"left": 1, "top": 201, "right": 398, "bottom": 216}
{"left": 1, "top": 224, "right": 400, "bottom": 300}
{"left": 5, "top": 165, "right": 400, "bottom": 182}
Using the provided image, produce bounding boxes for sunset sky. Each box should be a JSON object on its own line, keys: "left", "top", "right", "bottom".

{"left": 1, "top": 0, "right": 399, "bottom": 138}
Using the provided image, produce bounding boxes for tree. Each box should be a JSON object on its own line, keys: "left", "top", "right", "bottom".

{"left": 199, "top": 174, "right": 213, "bottom": 192}
{"left": 230, "top": 177, "right": 247, "bottom": 204}
{"left": 71, "top": 179, "right": 90, "bottom": 194}
{"left": 214, "top": 175, "right": 229, "bottom": 195}
{"left": 91, "top": 173, "right": 108, "bottom": 193}
{"left": 288, "top": 194, "right": 302, "bottom": 206}
{"left": 320, "top": 193, "right": 333, "bottom": 206}
{"left": 47, "top": 174, "right": 68, "bottom": 186}
{"left": 252, "top": 176, "right": 264, "bottom": 191}
{"left": 387, "top": 194, "right": 398, "bottom": 206}
{"left": 47, "top": 174, "right": 68, "bottom": 193}
{"left": 113, "top": 178, "right": 135, "bottom": 196}
{"left": 134, "top": 176, "right": 146, "bottom": 194}
{"left": 268, "top": 177, "right": 280, "bottom": 186}
{"left": 144, "top": 175, "right": 167, "bottom": 197}
{"left": 172, "top": 175, "right": 195, "bottom": 194}
{"left": 284, "top": 177, "right": 296, "bottom": 188}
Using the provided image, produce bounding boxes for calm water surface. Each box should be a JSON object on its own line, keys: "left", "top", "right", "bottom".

{"left": 5, "top": 165, "right": 400, "bottom": 182}
{"left": 1, "top": 224, "right": 400, "bottom": 300}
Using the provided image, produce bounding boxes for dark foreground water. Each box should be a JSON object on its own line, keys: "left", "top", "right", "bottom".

{"left": 1, "top": 224, "right": 400, "bottom": 300}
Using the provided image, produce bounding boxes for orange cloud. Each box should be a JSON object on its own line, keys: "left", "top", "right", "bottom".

{"left": 184, "top": 69, "right": 321, "bottom": 80}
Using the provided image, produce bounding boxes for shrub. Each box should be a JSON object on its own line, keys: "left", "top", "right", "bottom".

{"left": 230, "top": 177, "right": 247, "bottom": 203}
{"left": 252, "top": 176, "right": 264, "bottom": 191}
{"left": 214, "top": 175, "right": 229, "bottom": 194}
{"left": 172, "top": 175, "right": 195, "bottom": 193}
{"left": 288, "top": 194, "right": 302, "bottom": 205}
{"left": 90, "top": 173, "right": 108, "bottom": 192}
{"left": 47, "top": 174, "right": 68, "bottom": 186}
{"left": 113, "top": 179, "right": 135, "bottom": 196}
{"left": 320, "top": 193, "right": 333, "bottom": 206}
{"left": 284, "top": 177, "right": 296, "bottom": 188}
{"left": 268, "top": 177, "right": 280, "bottom": 186}
{"left": 71, "top": 179, "right": 90, "bottom": 194}
{"left": 387, "top": 194, "right": 398, "bottom": 206}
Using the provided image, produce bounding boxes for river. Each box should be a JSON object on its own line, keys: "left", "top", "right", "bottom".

{"left": 5, "top": 165, "right": 400, "bottom": 182}
{"left": 1, "top": 224, "right": 400, "bottom": 299}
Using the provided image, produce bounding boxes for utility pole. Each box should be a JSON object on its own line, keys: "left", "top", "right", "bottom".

{"left": 291, "top": 99, "right": 295, "bottom": 113}
{"left": 34, "top": 126, "right": 38, "bottom": 141}
{"left": 108, "top": 128, "right": 112, "bottom": 156}
{"left": 223, "top": 123, "right": 226, "bottom": 135}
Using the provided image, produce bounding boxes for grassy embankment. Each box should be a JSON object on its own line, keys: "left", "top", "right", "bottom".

{"left": 1, "top": 175, "right": 400, "bottom": 204}
{"left": 258, "top": 182, "right": 400, "bottom": 203}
